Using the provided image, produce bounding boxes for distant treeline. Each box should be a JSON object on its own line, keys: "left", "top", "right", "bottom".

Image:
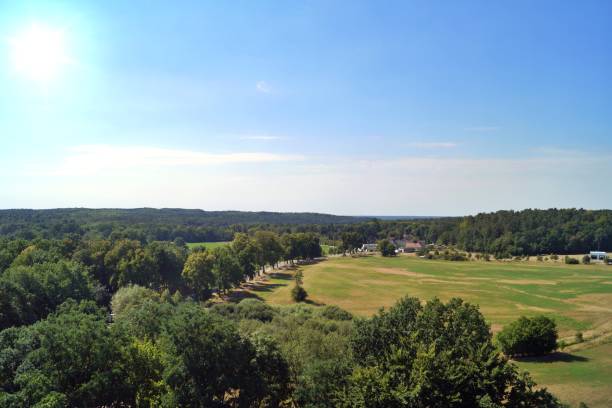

{"left": 339, "top": 208, "right": 612, "bottom": 257}
{"left": 1, "top": 208, "right": 611, "bottom": 257}
{"left": 0, "top": 208, "right": 370, "bottom": 242}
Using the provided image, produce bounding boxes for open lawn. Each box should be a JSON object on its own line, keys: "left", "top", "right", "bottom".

{"left": 246, "top": 255, "right": 612, "bottom": 407}
{"left": 516, "top": 342, "right": 612, "bottom": 408}
{"left": 186, "top": 241, "right": 230, "bottom": 250}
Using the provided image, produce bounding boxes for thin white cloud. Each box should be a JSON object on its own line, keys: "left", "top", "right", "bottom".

{"left": 30, "top": 144, "right": 301, "bottom": 176}
{"left": 464, "top": 126, "right": 499, "bottom": 132}
{"left": 408, "top": 142, "right": 458, "bottom": 149}
{"left": 530, "top": 146, "right": 589, "bottom": 157}
{"left": 255, "top": 80, "right": 272, "bottom": 93}
{"left": 12, "top": 146, "right": 612, "bottom": 215}
{"left": 239, "top": 135, "right": 283, "bottom": 141}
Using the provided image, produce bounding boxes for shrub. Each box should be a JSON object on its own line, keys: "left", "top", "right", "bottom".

{"left": 564, "top": 256, "right": 579, "bottom": 265}
{"left": 376, "top": 239, "right": 396, "bottom": 257}
{"left": 557, "top": 340, "right": 566, "bottom": 350}
{"left": 236, "top": 298, "right": 276, "bottom": 322}
{"left": 537, "top": 255, "right": 543, "bottom": 262}
{"left": 582, "top": 255, "right": 590, "bottom": 265}
{"left": 497, "top": 315, "right": 558, "bottom": 356}
{"left": 550, "top": 254, "right": 559, "bottom": 261}
{"left": 318, "top": 305, "right": 352, "bottom": 321}
{"left": 291, "top": 284, "right": 308, "bottom": 302}
{"left": 575, "top": 331, "right": 584, "bottom": 344}
{"left": 111, "top": 284, "right": 159, "bottom": 318}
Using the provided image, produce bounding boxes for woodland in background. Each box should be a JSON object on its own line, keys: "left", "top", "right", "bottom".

{"left": 1, "top": 208, "right": 611, "bottom": 258}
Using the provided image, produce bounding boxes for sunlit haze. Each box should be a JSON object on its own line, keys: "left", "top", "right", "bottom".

{"left": 8, "top": 23, "right": 70, "bottom": 81}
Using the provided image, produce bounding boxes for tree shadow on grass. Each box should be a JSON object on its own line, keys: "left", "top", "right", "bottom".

{"left": 514, "top": 352, "right": 589, "bottom": 363}
{"left": 304, "top": 298, "right": 326, "bottom": 307}
{"left": 225, "top": 290, "right": 264, "bottom": 303}
{"left": 246, "top": 282, "right": 287, "bottom": 293}
{"left": 267, "top": 272, "right": 293, "bottom": 281}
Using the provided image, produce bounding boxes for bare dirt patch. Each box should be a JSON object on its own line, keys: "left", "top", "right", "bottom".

{"left": 514, "top": 303, "right": 554, "bottom": 313}
{"left": 498, "top": 279, "right": 558, "bottom": 285}
{"left": 374, "top": 267, "right": 432, "bottom": 278}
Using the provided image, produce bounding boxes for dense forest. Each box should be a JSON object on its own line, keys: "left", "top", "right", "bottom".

{"left": 338, "top": 209, "right": 612, "bottom": 257}
{"left": 0, "top": 208, "right": 370, "bottom": 242}
{"left": 1, "top": 208, "right": 611, "bottom": 258}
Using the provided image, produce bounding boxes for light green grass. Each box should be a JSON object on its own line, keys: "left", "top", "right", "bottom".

{"left": 186, "top": 241, "right": 230, "bottom": 250}
{"left": 321, "top": 244, "right": 337, "bottom": 255}
{"left": 248, "top": 255, "right": 612, "bottom": 407}
{"left": 516, "top": 341, "right": 612, "bottom": 408}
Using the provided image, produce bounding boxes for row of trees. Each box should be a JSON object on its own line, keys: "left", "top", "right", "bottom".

{"left": 0, "top": 231, "right": 322, "bottom": 330}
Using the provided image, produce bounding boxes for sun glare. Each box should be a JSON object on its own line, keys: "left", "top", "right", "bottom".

{"left": 9, "top": 23, "right": 70, "bottom": 81}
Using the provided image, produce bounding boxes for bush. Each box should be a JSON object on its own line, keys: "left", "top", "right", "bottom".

{"left": 291, "top": 284, "right": 308, "bottom": 302}
{"left": 564, "top": 256, "right": 579, "bottom": 265}
{"left": 376, "top": 239, "right": 396, "bottom": 257}
{"left": 582, "top": 255, "right": 590, "bottom": 265}
{"left": 236, "top": 298, "right": 276, "bottom": 322}
{"left": 497, "top": 315, "right": 558, "bottom": 356}
{"left": 318, "top": 305, "right": 353, "bottom": 321}
{"left": 111, "top": 284, "right": 159, "bottom": 318}
{"left": 575, "top": 331, "right": 584, "bottom": 343}
{"left": 550, "top": 254, "right": 559, "bottom": 261}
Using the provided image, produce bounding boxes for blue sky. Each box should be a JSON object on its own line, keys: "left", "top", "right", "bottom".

{"left": 0, "top": 0, "right": 611, "bottom": 215}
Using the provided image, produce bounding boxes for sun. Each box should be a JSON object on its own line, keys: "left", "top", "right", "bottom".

{"left": 9, "top": 23, "right": 70, "bottom": 82}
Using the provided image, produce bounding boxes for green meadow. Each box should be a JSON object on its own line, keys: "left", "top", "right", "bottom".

{"left": 248, "top": 255, "right": 612, "bottom": 407}
{"left": 186, "top": 241, "right": 230, "bottom": 250}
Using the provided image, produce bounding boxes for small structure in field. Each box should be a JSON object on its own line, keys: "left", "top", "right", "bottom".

{"left": 589, "top": 251, "right": 608, "bottom": 263}
{"left": 360, "top": 243, "right": 378, "bottom": 252}
{"left": 395, "top": 241, "right": 425, "bottom": 253}
{"left": 403, "top": 241, "right": 424, "bottom": 253}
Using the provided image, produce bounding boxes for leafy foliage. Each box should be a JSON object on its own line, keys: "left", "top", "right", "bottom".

{"left": 291, "top": 284, "right": 308, "bottom": 302}
{"left": 377, "top": 239, "right": 396, "bottom": 257}
{"left": 497, "top": 316, "right": 558, "bottom": 357}
{"left": 346, "top": 297, "right": 564, "bottom": 407}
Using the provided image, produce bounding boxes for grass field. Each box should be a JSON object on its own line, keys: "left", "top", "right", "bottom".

{"left": 246, "top": 255, "right": 612, "bottom": 407}
{"left": 186, "top": 241, "right": 230, "bottom": 250}
{"left": 517, "top": 343, "right": 612, "bottom": 408}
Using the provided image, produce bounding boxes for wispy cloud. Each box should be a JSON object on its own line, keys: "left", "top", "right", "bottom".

{"left": 12, "top": 148, "right": 612, "bottom": 214}
{"left": 464, "top": 126, "right": 499, "bottom": 132}
{"left": 239, "top": 135, "right": 283, "bottom": 141}
{"left": 255, "top": 80, "right": 272, "bottom": 93}
{"left": 530, "top": 146, "right": 589, "bottom": 157}
{"left": 31, "top": 145, "right": 301, "bottom": 176}
{"left": 407, "top": 142, "right": 458, "bottom": 149}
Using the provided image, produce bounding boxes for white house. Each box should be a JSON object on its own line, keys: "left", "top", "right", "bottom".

{"left": 360, "top": 243, "right": 378, "bottom": 252}
{"left": 589, "top": 251, "right": 608, "bottom": 263}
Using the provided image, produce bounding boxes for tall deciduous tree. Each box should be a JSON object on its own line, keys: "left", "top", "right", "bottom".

{"left": 254, "top": 231, "right": 284, "bottom": 273}
{"left": 231, "top": 233, "right": 259, "bottom": 280}
{"left": 182, "top": 251, "right": 215, "bottom": 300}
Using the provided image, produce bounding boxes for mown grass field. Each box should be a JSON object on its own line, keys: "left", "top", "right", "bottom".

{"left": 186, "top": 241, "right": 230, "bottom": 250}
{"left": 247, "top": 255, "right": 612, "bottom": 407}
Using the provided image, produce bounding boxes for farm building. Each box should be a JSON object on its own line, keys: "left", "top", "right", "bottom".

{"left": 404, "top": 241, "right": 424, "bottom": 253}
{"left": 395, "top": 241, "right": 425, "bottom": 253}
{"left": 589, "top": 251, "right": 608, "bottom": 263}
{"left": 360, "top": 243, "right": 378, "bottom": 252}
